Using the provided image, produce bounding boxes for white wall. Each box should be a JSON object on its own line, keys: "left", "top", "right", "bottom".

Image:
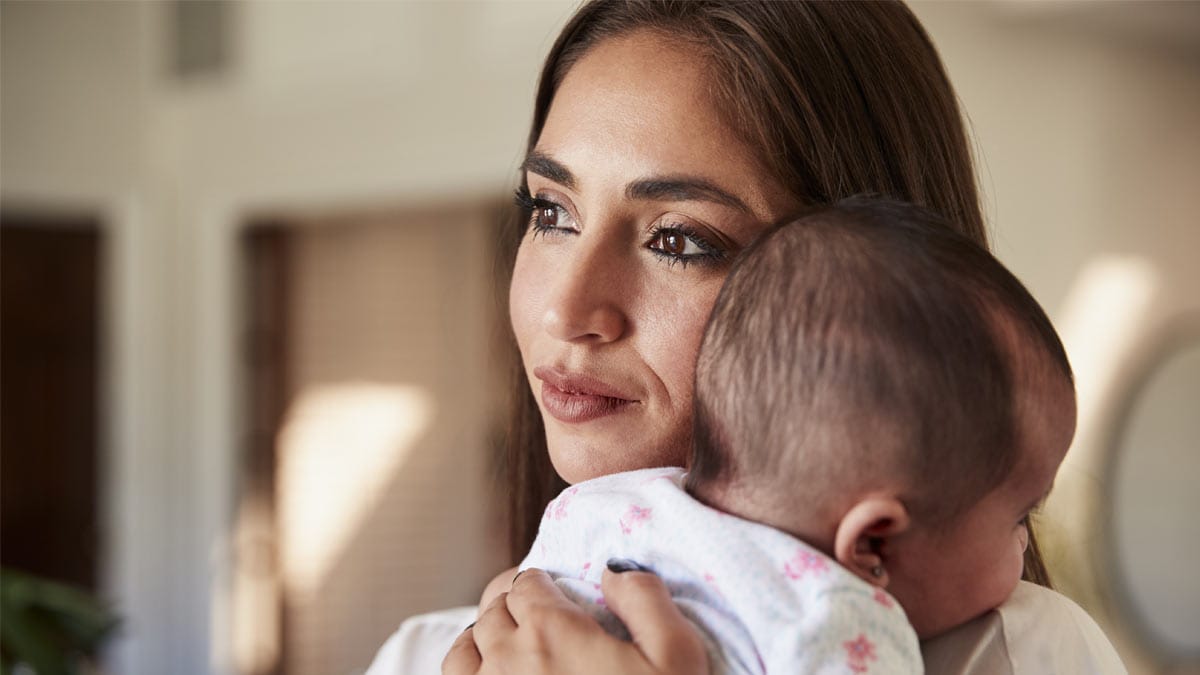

{"left": 3, "top": 1, "right": 1197, "bottom": 673}
{"left": 914, "top": 1, "right": 1200, "bottom": 310}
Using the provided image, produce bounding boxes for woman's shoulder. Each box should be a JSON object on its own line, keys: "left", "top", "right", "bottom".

{"left": 921, "top": 581, "right": 1126, "bottom": 674}
{"left": 364, "top": 606, "right": 476, "bottom": 675}
{"left": 995, "top": 582, "right": 1126, "bottom": 672}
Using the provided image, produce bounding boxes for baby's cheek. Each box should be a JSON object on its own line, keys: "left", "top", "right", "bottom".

{"left": 1005, "top": 527, "right": 1030, "bottom": 599}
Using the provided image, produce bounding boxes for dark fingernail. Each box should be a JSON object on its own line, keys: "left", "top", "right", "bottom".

{"left": 461, "top": 622, "right": 475, "bottom": 634}
{"left": 512, "top": 569, "right": 525, "bottom": 583}
{"left": 606, "top": 557, "right": 652, "bottom": 574}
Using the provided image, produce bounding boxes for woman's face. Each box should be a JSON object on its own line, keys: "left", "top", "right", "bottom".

{"left": 510, "top": 31, "right": 801, "bottom": 484}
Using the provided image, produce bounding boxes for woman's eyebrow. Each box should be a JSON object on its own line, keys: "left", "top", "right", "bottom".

{"left": 626, "top": 177, "right": 751, "bottom": 213}
{"left": 521, "top": 151, "right": 750, "bottom": 213}
{"left": 521, "top": 151, "right": 576, "bottom": 190}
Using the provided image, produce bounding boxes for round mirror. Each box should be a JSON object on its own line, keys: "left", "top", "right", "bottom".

{"left": 1106, "top": 321, "right": 1200, "bottom": 670}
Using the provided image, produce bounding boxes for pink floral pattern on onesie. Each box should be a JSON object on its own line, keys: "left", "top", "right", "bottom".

{"left": 783, "top": 548, "right": 829, "bottom": 580}
{"left": 579, "top": 563, "right": 604, "bottom": 605}
{"left": 548, "top": 486, "right": 579, "bottom": 520}
{"left": 873, "top": 588, "right": 894, "bottom": 608}
{"left": 702, "top": 572, "right": 729, "bottom": 605}
{"left": 844, "top": 634, "right": 877, "bottom": 673}
{"left": 619, "top": 504, "right": 652, "bottom": 534}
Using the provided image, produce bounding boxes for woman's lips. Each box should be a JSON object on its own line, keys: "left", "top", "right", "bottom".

{"left": 534, "top": 366, "right": 637, "bottom": 424}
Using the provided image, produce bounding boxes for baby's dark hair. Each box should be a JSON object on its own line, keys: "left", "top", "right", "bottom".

{"left": 687, "top": 197, "right": 1073, "bottom": 524}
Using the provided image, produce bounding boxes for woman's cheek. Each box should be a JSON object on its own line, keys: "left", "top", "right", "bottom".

{"left": 644, "top": 277, "right": 724, "bottom": 400}
{"left": 509, "top": 243, "right": 543, "bottom": 359}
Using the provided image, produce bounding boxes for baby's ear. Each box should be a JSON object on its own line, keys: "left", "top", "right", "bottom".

{"left": 833, "top": 496, "right": 910, "bottom": 588}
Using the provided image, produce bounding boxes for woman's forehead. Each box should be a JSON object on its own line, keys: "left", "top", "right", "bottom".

{"left": 534, "top": 31, "right": 800, "bottom": 223}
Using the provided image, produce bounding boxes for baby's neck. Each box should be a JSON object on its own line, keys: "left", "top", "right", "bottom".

{"left": 687, "top": 478, "right": 838, "bottom": 557}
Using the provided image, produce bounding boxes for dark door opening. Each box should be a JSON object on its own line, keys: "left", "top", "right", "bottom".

{"left": 1, "top": 215, "right": 103, "bottom": 592}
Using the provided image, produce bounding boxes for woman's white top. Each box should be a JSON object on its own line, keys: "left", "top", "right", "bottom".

{"left": 364, "top": 605, "right": 474, "bottom": 675}
{"left": 920, "top": 581, "right": 1126, "bottom": 674}
{"left": 364, "top": 581, "right": 1126, "bottom": 674}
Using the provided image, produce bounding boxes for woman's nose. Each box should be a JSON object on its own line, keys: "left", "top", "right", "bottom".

{"left": 541, "top": 238, "right": 628, "bottom": 344}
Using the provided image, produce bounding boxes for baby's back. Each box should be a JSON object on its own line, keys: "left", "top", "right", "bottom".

{"left": 520, "top": 467, "right": 922, "bottom": 675}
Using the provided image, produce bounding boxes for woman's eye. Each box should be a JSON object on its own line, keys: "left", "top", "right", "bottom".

{"left": 514, "top": 188, "right": 575, "bottom": 236}
{"left": 533, "top": 203, "right": 564, "bottom": 230}
{"left": 656, "top": 230, "right": 701, "bottom": 256}
{"left": 647, "top": 225, "right": 724, "bottom": 268}
{"left": 529, "top": 200, "right": 574, "bottom": 234}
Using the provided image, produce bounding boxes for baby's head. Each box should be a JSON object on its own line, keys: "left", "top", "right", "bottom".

{"left": 686, "top": 197, "right": 1076, "bottom": 638}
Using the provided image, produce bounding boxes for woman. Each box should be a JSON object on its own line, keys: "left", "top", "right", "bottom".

{"left": 367, "top": 1, "right": 1122, "bottom": 673}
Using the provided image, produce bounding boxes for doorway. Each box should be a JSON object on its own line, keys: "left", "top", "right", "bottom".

{"left": 233, "top": 202, "right": 508, "bottom": 675}
{"left": 1, "top": 214, "right": 103, "bottom": 592}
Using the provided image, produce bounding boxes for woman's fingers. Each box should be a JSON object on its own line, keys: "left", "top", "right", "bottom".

{"left": 443, "top": 592, "right": 519, "bottom": 674}
{"left": 472, "top": 592, "right": 518, "bottom": 654}
{"left": 600, "top": 567, "right": 709, "bottom": 673}
{"left": 452, "top": 567, "right": 708, "bottom": 675}
{"left": 441, "top": 624, "right": 481, "bottom": 674}
{"left": 505, "top": 568, "right": 592, "bottom": 627}
{"left": 504, "top": 568, "right": 616, "bottom": 663}
{"left": 478, "top": 565, "right": 520, "bottom": 611}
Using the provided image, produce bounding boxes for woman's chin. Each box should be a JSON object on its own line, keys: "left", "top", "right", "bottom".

{"left": 547, "top": 434, "right": 689, "bottom": 485}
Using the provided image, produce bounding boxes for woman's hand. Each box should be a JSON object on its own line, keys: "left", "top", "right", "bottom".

{"left": 442, "top": 567, "right": 709, "bottom": 674}
{"left": 478, "top": 565, "right": 519, "bottom": 612}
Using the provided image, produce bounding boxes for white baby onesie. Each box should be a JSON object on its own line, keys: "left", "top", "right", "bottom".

{"left": 519, "top": 466, "right": 922, "bottom": 675}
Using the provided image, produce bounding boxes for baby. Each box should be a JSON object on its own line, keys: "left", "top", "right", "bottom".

{"left": 513, "top": 197, "right": 1077, "bottom": 673}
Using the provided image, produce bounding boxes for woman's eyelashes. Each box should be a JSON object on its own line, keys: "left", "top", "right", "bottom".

{"left": 646, "top": 224, "right": 726, "bottom": 268}
{"left": 514, "top": 187, "right": 576, "bottom": 236}
{"left": 514, "top": 186, "right": 730, "bottom": 269}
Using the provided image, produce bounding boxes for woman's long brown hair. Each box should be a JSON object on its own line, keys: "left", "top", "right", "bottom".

{"left": 498, "top": 0, "right": 1053, "bottom": 587}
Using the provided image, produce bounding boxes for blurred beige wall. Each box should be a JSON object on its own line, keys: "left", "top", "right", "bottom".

{"left": 3, "top": 1, "right": 1197, "bottom": 674}
{"left": 912, "top": 4, "right": 1200, "bottom": 673}
{"left": 267, "top": 207, "right": 501, "bottom": 675}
